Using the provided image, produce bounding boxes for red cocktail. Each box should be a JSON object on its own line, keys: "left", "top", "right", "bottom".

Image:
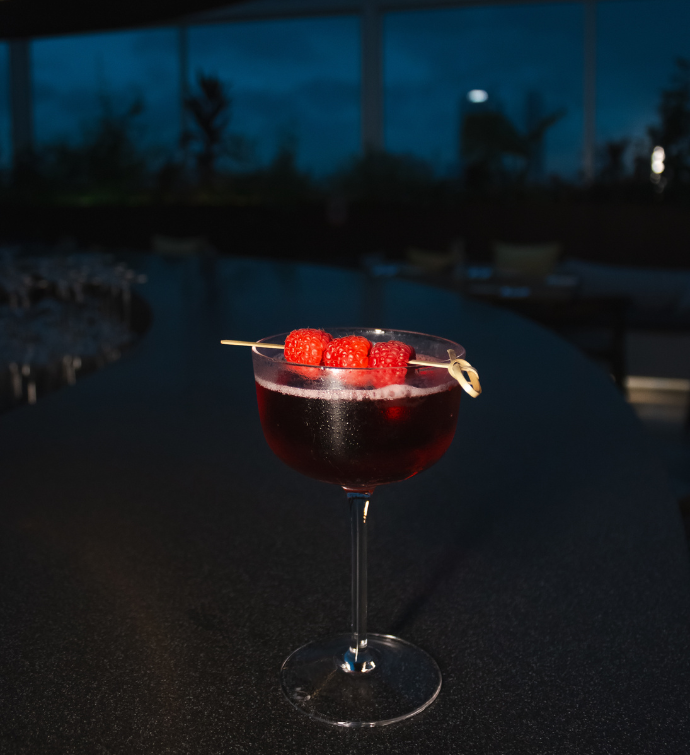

{"left": 250, "top": 328, "right": 478, "bottom": 728}
{"left": 255, "top": 371, "right": 461, "bottom": 489}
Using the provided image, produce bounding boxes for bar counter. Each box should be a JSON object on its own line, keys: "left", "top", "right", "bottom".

{"left": 0, "top": 255, "right": 688, "bottom": 753}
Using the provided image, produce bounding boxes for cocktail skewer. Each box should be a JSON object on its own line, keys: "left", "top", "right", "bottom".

{"left": 221, "top": 339, "right": 284, "bottom": 349}
{"left": 220, "top": 339, "right": 481, "bottom": 397}
{"left": 222, "top": 338, "right": 459, "bottom": 368}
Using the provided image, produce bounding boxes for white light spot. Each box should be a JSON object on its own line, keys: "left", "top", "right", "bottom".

{"left": 467, "top": 89, "right": 488, "bottom": 103}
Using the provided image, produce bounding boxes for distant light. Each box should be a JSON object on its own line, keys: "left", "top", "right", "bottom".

{"left": 651, "top": 145, "right": 665, "bottom": 174}
{"left": 467, "top": 89, "right": 488, "bottom": 103}
{"left": 626, "top": 375, "right": 690, "bottom": 392}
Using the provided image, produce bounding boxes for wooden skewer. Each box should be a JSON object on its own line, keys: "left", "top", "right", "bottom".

{"left": 223, "top": 339, "right": 445, "bottom": 367}
{"left": 220, "top": 339, "right": 482, "bottom": 397}
{"left": 222, "top": 340, "right": 447, "bottom": 368}
{"left": 221, "top": 339, "right": 284, "bottom": 350}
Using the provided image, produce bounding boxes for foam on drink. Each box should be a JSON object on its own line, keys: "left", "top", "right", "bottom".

{"left": 254, "top": 374, "right": 452, "bottom": 402}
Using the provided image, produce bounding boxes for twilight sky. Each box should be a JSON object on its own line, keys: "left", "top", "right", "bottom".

{"left": 1, "top": 0, "right": 689, "bottom": 177}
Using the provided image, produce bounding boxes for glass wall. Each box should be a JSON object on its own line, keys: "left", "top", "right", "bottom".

{"left": 597, "top": 0, "right": 690, "bottom": 163}
{"left": 32, "top": 28, "right": 179, "bottom": 154}
{"left": 16, "top": 0, "right": 690, "bottom": 188}
{"left": 0, "top": 43, "right": 10, "bottom": 171}
{"left": 384, "top": 3, "right": 584, "bottom": 180}
{"left": 188, "top": 16, "right": 360, "bottom": 175}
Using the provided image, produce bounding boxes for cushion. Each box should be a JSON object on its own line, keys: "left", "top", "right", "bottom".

{"left": 492, "top": 241, "right": 562, "bottom": 276}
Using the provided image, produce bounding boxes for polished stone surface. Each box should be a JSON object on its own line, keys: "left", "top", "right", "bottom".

{"left": 0, "top": 254, "right": 688, "bottom": 753}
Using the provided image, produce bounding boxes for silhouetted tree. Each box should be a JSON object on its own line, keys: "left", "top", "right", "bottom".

{"left": 331, "top": 149, "right": 436, "bottom": 203}
{"left": 184, "top": 73, "right": 252, "bottom": 187}
{"left": 40, "top": 94, "right": 149, "bottom": 201}
{"left": 461, "top": 107, "right": 563, "bottom": 191}
{"left": 598, "top": 138, "right": 630, "bottom": 183}
{"left": 648, "top": 57, "right": 690, "bottom": 186}
{"left": 257, "top": 134, "right": 316, "bottom": 203}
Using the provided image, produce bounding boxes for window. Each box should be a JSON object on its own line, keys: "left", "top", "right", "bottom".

{"left": 188, "top": 16, "right": 360, "bottom": 175}
{"left": 384, "top": 3, "right": 584, "bottom": 180}
{"left": 32, "top": 28, "right": 179, "bottom": 154}
{"left": 597, "top": 0, "right": 690, "bottom": 160}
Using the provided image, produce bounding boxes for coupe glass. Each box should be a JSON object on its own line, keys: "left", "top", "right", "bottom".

{"left": 252, "top": 328, "right": 466, "bottom": 727}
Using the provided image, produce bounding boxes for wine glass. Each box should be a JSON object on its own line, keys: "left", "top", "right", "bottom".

{"left": 252, "top": 328, "right": 469, "bottom": 727}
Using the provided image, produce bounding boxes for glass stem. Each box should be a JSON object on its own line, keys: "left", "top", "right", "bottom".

{"left": 343, "top": 491, "right": 376, "bottom": 673}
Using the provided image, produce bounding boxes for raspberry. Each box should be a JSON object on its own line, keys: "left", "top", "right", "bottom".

{"left": 369, "top": 340, "right": 416, "bottom": 387}
{"left": 323, "top": 335, "right": 372, "bottom": 386}
{"left": 284, "top": 328, "right": 332, "bottom": 365}
{"left": 323, "top": 335, "right": 371, "bottom": 368}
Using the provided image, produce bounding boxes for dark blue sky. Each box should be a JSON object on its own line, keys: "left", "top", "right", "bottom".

{"left": 1, "top": 0, "right": 689, "bottom": 177}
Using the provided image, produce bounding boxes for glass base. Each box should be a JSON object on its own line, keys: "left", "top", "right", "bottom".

{"left": 280, "top": 633, "right": 442, "bottom": 728}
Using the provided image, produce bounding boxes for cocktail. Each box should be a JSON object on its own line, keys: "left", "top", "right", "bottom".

{"left": 226, "top": 327, "right": 481, "bottom": 727}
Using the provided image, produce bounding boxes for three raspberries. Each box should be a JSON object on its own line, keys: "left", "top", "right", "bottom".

{"left": 284, "top": 329, "right": 416, "bottom": 386}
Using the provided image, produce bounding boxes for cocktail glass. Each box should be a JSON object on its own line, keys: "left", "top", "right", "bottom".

{"left": 252, "top": 328, "right": 466, "bottom": 727}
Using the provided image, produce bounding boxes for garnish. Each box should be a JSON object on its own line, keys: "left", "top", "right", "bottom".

{"left": 322, "top": 335, "right": 371, "bottom": 369}
{"left": 220, "top": 336, "right": 481, "bottom": 397}
{"left": 284, "top": 328, "right": 332, "bottom": 366}
{"left": 369, "top": 340, "right": 416, "bottom": 387}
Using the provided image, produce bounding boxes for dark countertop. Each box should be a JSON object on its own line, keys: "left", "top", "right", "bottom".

{"left": 1, "top": 255, "right": 688, "bottom": 754}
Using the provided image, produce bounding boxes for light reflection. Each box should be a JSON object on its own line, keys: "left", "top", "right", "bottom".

{"left": 467, "top": 89, "right": 489, "bottom": 103}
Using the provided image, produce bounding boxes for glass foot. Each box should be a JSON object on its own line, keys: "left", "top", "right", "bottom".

{"left": 280, "top": 633, "right": 442, "bottom": 728}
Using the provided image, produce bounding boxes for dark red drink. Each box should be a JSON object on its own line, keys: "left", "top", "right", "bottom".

{"left": 248, "top": 329, "right": 476, "bottom": 726}
{"left": 255, "top": 377, "right": 461, "bottom": 489}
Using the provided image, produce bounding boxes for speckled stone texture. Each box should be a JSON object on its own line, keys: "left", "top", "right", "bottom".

{"left": 0, "top": 255, "right": 688, "bottom": 754}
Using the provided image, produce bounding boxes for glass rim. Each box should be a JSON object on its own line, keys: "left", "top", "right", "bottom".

{"left": 251, "top": 327, "right": 465, "bottom": 371}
